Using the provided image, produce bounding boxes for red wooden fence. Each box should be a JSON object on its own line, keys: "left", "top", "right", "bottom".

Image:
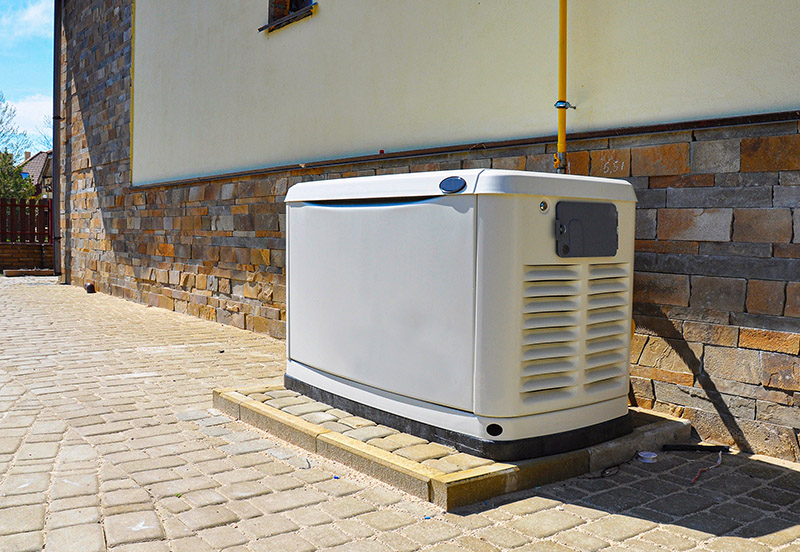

{"left": 0, "top": 199, "right": 52, "bottom": 244}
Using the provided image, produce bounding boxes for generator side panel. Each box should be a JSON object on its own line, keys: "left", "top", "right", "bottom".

{"left": 474, "top": 193, "right": 635, "bottom": 425}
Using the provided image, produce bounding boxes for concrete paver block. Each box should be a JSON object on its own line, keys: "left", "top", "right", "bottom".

{"left": 219, "top": 480, "right": 272, "bottom": 500}
{"left": 510, "top": 509, "right": 585, "bottom": 538}
{"left": 319, "top": 496, "right": 376, "bottom": 519}
{"left": 366, "top": 433, "right": 427, "bottom": 452}
{"left": 0, "top": 416, "right": 36, "bottom": 429}
{"left": 338, "top": 416, "right": 376, "bottom": 429}
{"left": 162, "top": 517, "right": 193, "bottom": 540}
{"left": 51, "top": 474, "right": 99, "bottom": 499}
{"left": 45, "top": 524, "right": 105, "bottom": 552}
{"left": 441, "top": 453, "right": 493, "bottom": 471}
{"left": 359, "top": 510, "right": 416, "bottom": 532}
{"left": 343, "top": 425, "right": 397, "bottom": 442}
{"left": 31, "top": 421, "right": 67, "bottom": 435}
{"left": 250, "top": 488, "right": 328, "bottom": 514}
{"left": 47, "top": 507, "right": 102, "bottom": 530}
{"left": 499, "top": 496, "right": 562, "bottom": 516}
{"left": 103, "top": 510, "right": 165, "bottom": 546}
{"left": 475, "top": 525, "right": 531, "bottom": 549}
{"left": 265, "top": 396, "right": 310, "bottom": 410}
{"left": 0, "top": 531, "right": 43, "bottom": 552}
{"left": 314, "top": 477, "right": 365, "bottom": 497}
{"left": 147, "top": 477, "right": 216, "bottom": 498}
{"left": 197, "top": 525, "right": 248, "bottom": 549}
{"left": 177, "top": 505, "right": 239, "bottom": 531}
{"left": 1, "top": 472, "right": 50, "bottom": 495}
{"left": 679, "top": 511, "right": 745, "bottom": 537}
{"left": 223, "top": 430, "right": 259, "bottom": 443}
{"left": 220, "top": 439, "right": 276, "bottom": 456}
{"left": 707, "top": 536, "right": 771, "bottom": 552}
{"left": 238, "top": 514, "right": 299, "bottom": 539}
{"left": 81, "top": 421, "right": 133, "bottom": 437}
{"left": 49, "top": 495, "right": 100, "bottom": 512}
{"left": 196, "top": 416, "right": 233, "bottom": 427}
{"left": 117, "top": 456, "right": 186, "bottom": 473}
{"left": 59, "top": 445, "right": 97, "bottom": 463}
{"left": 200, "top": 426, "right": 231, "bottom": 438}
{"left": 284, "top": 505, "right": 333, "bottom": 527}
{"left": 583, "top": 515, "right": 658, "bottom": 541}
{"left": 261, "top": 474, "right": 304, "bottom": 492}
{"left": 422, "top": 457, "right": 461, "bottom": 474}
{"left": 376, "top": 531, "right": 420, "bottom": 552}
{"left": 0, "top": 437, "right": 21, "bottom": 455}
{"left": 170, "top": 536, "right": 216, "bottom": 552}
{"left": 392, "top": 443, "right": 456, "bottom": 463}
{"left": 181, "top": 488, "right": 227, "bottom": 507}
{"left": 299, "top": 524, "right": 352, "bottom": 548}
{"left": 300, "top": 411, "right": 338, "bottom": 425}
{"left": 103, "top": 488, "right": 152, "bottom": 507}
{"left": 265, "top": 446, "right": 299, "bottom": 460}
{"left": 249, "top": 533, "right": 316, "bottom": 552}
{"left": 17, "top": 442, "right": 59, "bottom": 460}
{"left": 554, "top": 528, "right": 609, "bottom": 552}
{"left": 0, "top": 504, "right": 45, "bottom": 535}
{"left": 175, "top": 411, "right": 209, "bottom": 422}
{"left": 399, "top": 520, "right": 461, "bottom": 546}
{"left": 321, "top": 421, "right": 352, "bottom": 432}
{"left": 130, "top": 468, "right": 181, "bottom": 487}
{"left": 283, "top": 402, "right": 332, "bottom": 417}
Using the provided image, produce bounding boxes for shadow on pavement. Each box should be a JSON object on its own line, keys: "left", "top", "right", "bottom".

{"left": 454, "top": 448, "right": 800, "bottom": 542}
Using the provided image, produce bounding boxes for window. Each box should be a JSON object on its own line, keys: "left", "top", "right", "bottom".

{"left": 259, "top": 0, "right": 316, "bottom": 33}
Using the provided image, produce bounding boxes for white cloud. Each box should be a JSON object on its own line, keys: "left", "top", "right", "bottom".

{"left": 0, "top": 0, "right": 53, "bottom": 43}
{"left": 9, "top": 93, "right": 51, "bottom": 135}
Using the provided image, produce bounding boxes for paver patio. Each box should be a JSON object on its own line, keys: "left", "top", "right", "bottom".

{"left": 1, "top": 275, "right": 799, "bottom": 551}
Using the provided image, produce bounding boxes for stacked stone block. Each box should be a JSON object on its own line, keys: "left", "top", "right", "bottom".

{"left": 623, "top": 124, "right": 800, "bottom": 460}
{"left": 0, "top": 244, "right": 53, "bottom": 271}
{"left": 61, "top": 0, "right": 799, "bottom": 459}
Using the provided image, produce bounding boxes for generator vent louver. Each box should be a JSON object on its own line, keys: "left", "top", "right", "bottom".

{"left": 585, "top": 262, "right": 629, "bottom": 393}
{"left": 521, "top": 265, "right": 581, "bottom": 404}
{"left": 521, "top": 262, "right": 630, "bottom": 408}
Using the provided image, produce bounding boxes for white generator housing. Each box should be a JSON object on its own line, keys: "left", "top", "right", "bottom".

{"left": 285, "top": 169, "right": 637, "bottom": 460}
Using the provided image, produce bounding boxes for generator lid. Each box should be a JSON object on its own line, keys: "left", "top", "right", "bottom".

{"left": 284, "top": 169, "right": 637, "bottom": 203}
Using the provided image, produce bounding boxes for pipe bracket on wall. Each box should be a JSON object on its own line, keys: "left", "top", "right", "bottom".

{"left": 554, "top": 101, "right": 576, "bottom": 110}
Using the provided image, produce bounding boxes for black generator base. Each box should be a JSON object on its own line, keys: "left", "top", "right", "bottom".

{"left": 284, "top": 374, "right": 633, "bottom": 462}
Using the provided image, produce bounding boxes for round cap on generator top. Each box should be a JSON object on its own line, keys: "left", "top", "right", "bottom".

{"left": 439, "top": 176, "right": 466, "bottom": 194}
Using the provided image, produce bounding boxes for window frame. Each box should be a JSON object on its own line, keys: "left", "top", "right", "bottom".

{"left": 259, "top": 0, "right": 316, "bottom": 33}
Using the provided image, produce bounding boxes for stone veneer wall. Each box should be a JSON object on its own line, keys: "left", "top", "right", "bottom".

{"left": 62, "top": 0, "right": 799, "bottom": 459}
{"left": 0, "top": 244, "right": 54, "bottom": 271}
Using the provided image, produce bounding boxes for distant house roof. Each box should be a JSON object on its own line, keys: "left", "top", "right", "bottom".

{"left": 19, "top": 150, "right": 53, "bottom": 196}
{"left": 20, "top": 150, "right": 52, "bottom": 186}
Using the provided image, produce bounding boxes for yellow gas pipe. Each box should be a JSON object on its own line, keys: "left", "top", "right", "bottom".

{"left": 554, "top": 0, "right": 571, "bottom": 174}
{"left": 552, "top": 2, "right": 634, "bottom": 335}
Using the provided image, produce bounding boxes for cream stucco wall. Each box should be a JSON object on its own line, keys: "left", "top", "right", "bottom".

{"left": 131, "top": 0, "right": 800, "bottom": 186}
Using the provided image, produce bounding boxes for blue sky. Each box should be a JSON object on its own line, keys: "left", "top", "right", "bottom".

{"left": 0, "top": 0, "right": 53, "bottom": 142}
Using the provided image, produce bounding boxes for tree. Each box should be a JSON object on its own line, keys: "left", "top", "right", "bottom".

{"left": 35, "top": 114, "right": 53, "bottom": 151}
{"left": 0, "top": 151, "right": 35, "bottom": 199}
{"left": 0, "top": 91, "right": 32, "bottom": 162}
